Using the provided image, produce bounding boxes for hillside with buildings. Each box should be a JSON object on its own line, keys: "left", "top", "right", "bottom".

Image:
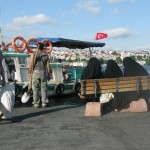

{"left": 51, "top": 49, "right": 150, "bottom": 66}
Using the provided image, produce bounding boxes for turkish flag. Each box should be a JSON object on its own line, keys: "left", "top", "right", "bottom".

{"left": 95, "top": 33, "right": 108, "bottom": 40}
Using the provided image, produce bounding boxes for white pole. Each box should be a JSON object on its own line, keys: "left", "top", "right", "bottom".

{"left": 0, "top": 0, "right": 2, "bottom": 45}
{"left": 0, "top": 28, "right": 3, "bottom": 46}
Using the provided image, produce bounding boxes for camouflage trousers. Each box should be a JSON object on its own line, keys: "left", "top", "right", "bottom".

{"left": 32, "top": 70, "right": 48, "bottom": 106}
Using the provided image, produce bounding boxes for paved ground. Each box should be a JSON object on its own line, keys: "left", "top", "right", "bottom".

{"left": 0, "top": 96, "right": 150, "bottom": 150}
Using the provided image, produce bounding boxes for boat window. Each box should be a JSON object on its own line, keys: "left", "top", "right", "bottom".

{"left": 18, "top": 57, "right": 30, "bottom": 65}
{"left": 18, "top": 57, "right": 27, "bottom": 64}
{"left": 26, "top": 57, "right": 30, "bottom": 64}
{"left": 4, "top": 57, "right": 16, "bottom": 81}
{"left": 20, "top": 68, "right": 29, "bottom": 82}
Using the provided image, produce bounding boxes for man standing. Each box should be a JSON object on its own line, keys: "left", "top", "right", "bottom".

{"left": 29, "top": 43, "right": 50, "bottom": 108}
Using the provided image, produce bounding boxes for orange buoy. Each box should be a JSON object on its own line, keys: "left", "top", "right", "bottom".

{"left": 27, "top": 38, "right": 39, "bottom": 53}
{"left": 12, "top": 36, "right": 27, "bottom": 52}
{"left": 41, "top": 39, "right": 53, "bottom": 54}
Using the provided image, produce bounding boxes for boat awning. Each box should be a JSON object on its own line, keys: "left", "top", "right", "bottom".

{"left": 36, "top": 38, "right": 105, "bottom": 49}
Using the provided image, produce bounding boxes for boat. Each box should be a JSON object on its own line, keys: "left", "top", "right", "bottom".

{"left": 0, "top": 36, "right": 105, "bottom": 98}
{"left": 2, "top": 52, "right": 84, "bottom": 98}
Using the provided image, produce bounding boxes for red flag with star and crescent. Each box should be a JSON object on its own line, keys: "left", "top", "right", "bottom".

{"left": 95, "top": 32, "right": 108, "bottom": 40}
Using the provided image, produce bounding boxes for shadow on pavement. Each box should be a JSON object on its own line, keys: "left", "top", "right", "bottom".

{"left": 12, "top": 103, "right": 84, "bottom": 123}
{"left": 0, "top": 119, "right": 13, "bottom": 125}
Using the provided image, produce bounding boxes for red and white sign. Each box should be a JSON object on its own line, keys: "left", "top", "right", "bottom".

{"left": 95, "top": 33, "right": 108, "bottom": 40}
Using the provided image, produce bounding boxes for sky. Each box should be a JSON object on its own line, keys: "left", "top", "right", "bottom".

{"left": 0, "top": 0, "right": 150, "bottom": 51}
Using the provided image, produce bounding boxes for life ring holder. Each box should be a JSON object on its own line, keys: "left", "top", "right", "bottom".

{"left": 27, "top": 38, "right": 39, "bottom": 53}
{"left": 12, "top": 36, "right": 27, "bottom": 52}
{"left": 41, "top": 39, "right": 53, "bottom": 54}
{"left": 1, "top": 41, "right": 5, "bottom": 49}
{"left": 73, "top": 81, "right": 81, "bottom": 93}
{"left": 54, "top": 83, "right": 64, "bottom": 95}
{"left": 4, "top": 42, "right": 12, "bottom": 51}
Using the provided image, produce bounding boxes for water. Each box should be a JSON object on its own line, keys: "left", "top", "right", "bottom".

{"left": 66, "top": 65, "right": 150, "bottom": 81}
{"left": 122, "top": 65, "right": 150, "bottom": 75}
{"left": 143, "top": 65, "right": 150, "bottom": 74}
{"left": 66, "top": 67, "right": 84, "bottom": 81}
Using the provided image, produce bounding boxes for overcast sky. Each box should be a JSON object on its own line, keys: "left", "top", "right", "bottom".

{"left": 0, "top": 0, "right": 150, "bottom": 51}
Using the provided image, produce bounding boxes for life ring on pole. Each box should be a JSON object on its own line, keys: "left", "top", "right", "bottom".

{"left": 4, "top": 42, "right": 12, "bottom": 51}
{"left": 54, "top": 83, "right": 64, "bottom": 95}
{"left": 1, "top": 41, "right": 5, "bottom": 49}
{"left": 41, "top": 39, "right": 53, "bottom": 54}
{"left": 12, "top": 36, "right": 27, "bottom": 52}
{"left": 73, "top": 81, "right": 81, "bottom": 93}
{"left": 27, "top": 38, "right": 39, "bottom": 53}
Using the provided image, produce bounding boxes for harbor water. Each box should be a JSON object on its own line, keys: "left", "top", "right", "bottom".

{"left": 66, "top": 65, "right": 150, "bottom": 81}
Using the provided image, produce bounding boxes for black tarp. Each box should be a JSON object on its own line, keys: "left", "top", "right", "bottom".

{"left": 36, "top": 38, "right": 105, "bottom": 49}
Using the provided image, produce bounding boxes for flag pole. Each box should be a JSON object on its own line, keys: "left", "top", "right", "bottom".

{"left": 0, "top": 0, "right": 3, "bottom": 46}
{"left": 90, "top": 35, "right": 96, "bottom": 58}
{"left": 89, "top": 36, "right": 95, "bottom": 58}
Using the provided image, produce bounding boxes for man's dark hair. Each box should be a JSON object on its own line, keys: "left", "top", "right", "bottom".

{"left": 37, "top": 42, "right": 44, "bottom": 51}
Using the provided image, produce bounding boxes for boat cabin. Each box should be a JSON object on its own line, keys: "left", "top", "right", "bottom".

{"left": 2, "top": 52, "right": 63, "bottom": 84}
{"left": 1, "top": 52, "right": 83, "bottom": 97}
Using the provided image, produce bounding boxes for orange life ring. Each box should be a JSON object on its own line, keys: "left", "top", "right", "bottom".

{"left": 41, "top": 39, "right": 53, "bottom": 54}
{"left": 4, "top": 42, "right": 12, "bottom": 51}
{"left": 27, "top": 38, "right": 39, "bottom": 53}
{"left": 12, "top": 36, "right": 27, "bottom": 52}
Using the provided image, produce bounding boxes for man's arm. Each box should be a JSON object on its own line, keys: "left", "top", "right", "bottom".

{"left": 29, "top": 53, "right": 34, "bottom": 76}
{"left": 47, "top": 59, "right": 51, "bottom": 81}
